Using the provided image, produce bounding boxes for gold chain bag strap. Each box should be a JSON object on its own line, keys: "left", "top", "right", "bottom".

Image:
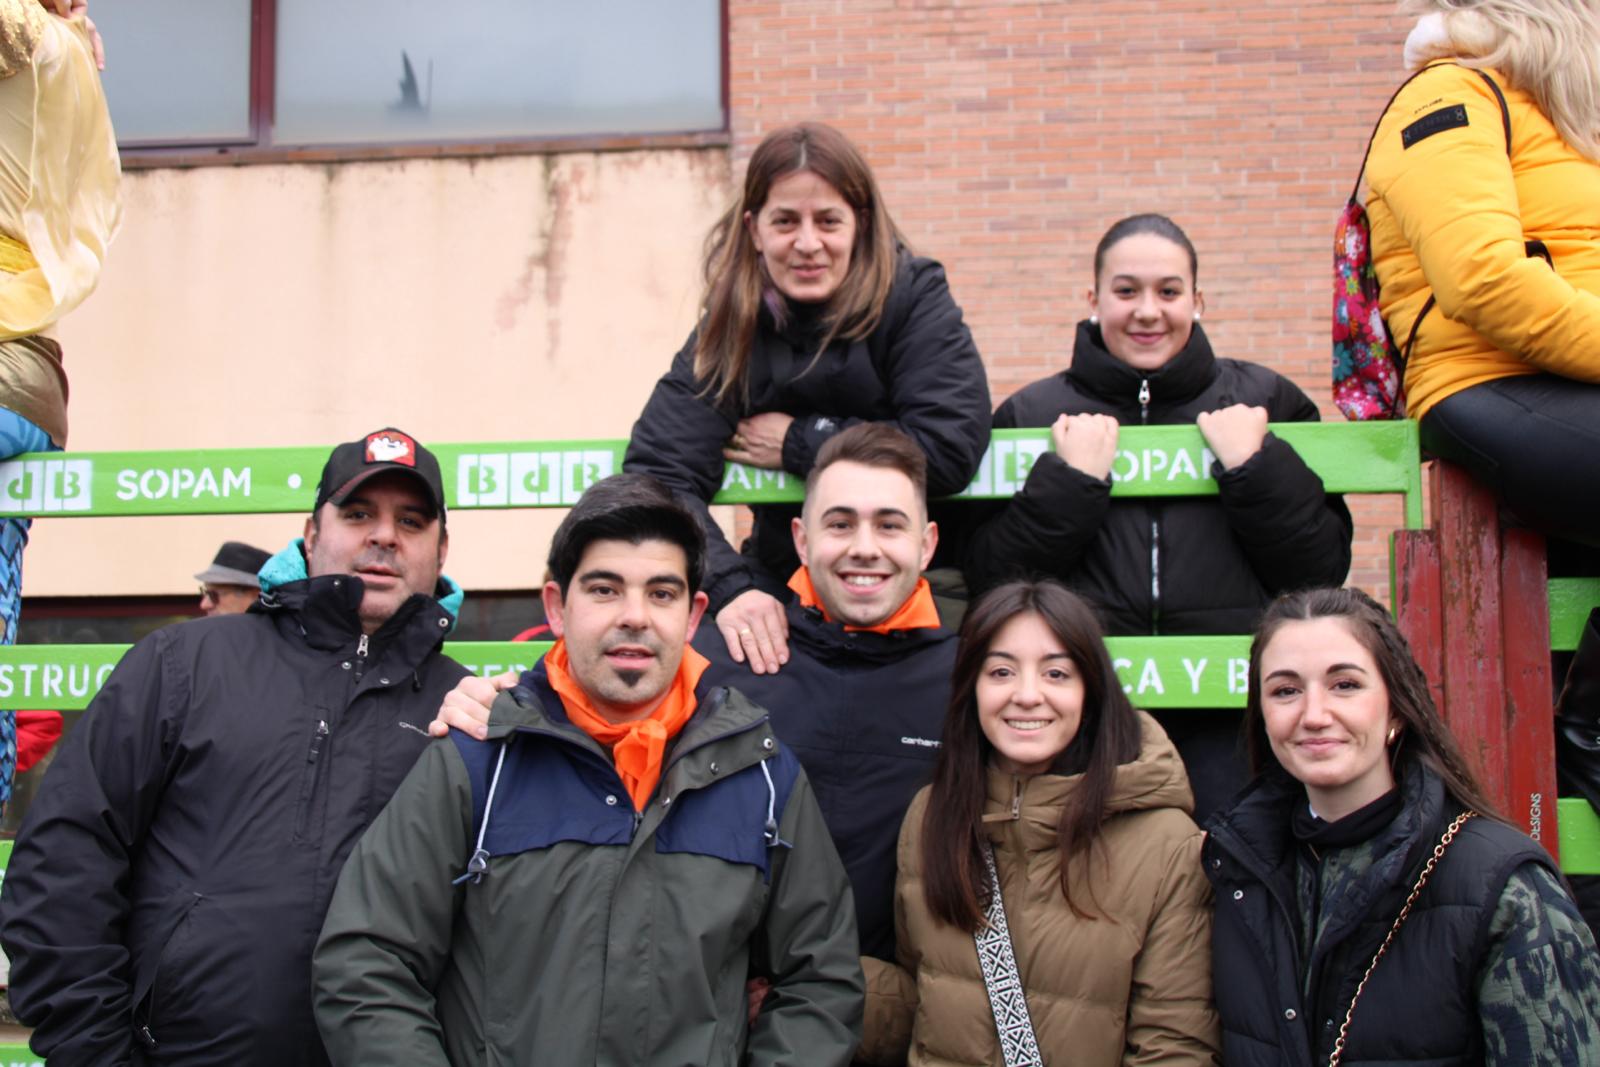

{"left": 1327, "top": 810, "right": 1478, "bottom": 1067}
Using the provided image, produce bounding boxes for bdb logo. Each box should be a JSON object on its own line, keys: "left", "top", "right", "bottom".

{"left": 456, "top": 451, "right": 615, "bottom": 507}
{"left": 0, "top": 458, "right": 92, "bottom": 512}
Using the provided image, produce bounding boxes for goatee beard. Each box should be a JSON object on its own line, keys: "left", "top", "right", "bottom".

{"left": 614, "top": 668, "right": 646, "bottom": 688}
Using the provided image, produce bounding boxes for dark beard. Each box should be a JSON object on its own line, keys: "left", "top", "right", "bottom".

{"left": 613, "top": 668, "right": 646, "bottom": 688}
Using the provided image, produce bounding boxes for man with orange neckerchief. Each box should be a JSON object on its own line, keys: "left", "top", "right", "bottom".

{"left": 435, "top": 424, "right": 956, "bottom": 1061}
{"left": 315, "top": 472, "right": 862, "bottom": 1067}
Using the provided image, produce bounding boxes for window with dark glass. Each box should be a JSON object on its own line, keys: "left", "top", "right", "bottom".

{"left": 93, "top": 0, "right": 725, "bottom": 154}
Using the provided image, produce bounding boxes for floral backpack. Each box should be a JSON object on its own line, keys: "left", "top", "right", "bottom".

{"left": 1333, "top": 65, "right": 1511, "bottom": 421}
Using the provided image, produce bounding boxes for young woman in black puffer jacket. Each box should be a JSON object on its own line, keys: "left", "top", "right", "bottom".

{"left": 965, "top": 214, "right": 1352, "bottom": 821}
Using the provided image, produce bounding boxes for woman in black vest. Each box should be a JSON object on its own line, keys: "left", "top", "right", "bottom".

{"left": 1205, "top": 587, "right": 1600, "bottom": 1066}
{"left": 625, "top": 122, "right": 990, "bottom": 677}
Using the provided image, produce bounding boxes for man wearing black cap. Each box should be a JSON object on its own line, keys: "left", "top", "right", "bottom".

{"left": 0, "top": 427, "right": 470, "bottom": 1067}
{"left": 194, "top": 540, "right": 272, "bottom": 617}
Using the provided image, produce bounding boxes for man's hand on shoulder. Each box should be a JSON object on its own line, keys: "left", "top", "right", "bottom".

{"left": 428, "top": 671, "right": 518, "bottom": 741}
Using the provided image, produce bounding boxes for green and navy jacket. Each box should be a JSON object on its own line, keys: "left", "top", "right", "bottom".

{"left": 314, "top": 660, "right": 864, "bottom": 1067}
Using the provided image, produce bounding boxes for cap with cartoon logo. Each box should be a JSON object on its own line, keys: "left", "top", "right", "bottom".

{"left": 314, "top": 428, "right": 446, "bottom": 517}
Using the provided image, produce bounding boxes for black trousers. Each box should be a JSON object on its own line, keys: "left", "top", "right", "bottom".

{"left": 1421, "top": 373, "right": 1600, "bottom": 548}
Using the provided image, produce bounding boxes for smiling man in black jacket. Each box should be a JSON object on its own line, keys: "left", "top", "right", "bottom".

{"left": 0, "top": 428, "right": 470, "bottom": 1067}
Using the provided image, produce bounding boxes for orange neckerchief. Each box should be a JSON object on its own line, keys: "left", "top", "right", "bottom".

{"left": 544, "top": 639, "right": 710, "bottom": 812}
{"left": 787, "top": 567, "right": 943, "bottom": 633}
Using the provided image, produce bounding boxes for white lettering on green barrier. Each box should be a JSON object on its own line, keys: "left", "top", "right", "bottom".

{"left": 719, "top": 464, "right": 798, "bottom": 496}
{"left": 1, "top": 639, "right": 1251, "bottom": 711}
{"left": 455, "top": 451, "right": 616, "bottom": 507}
{"left": 953, "top": 436, "right": 1220, "bottom": 499}
{"left": 0, "top": 457, "right": 93, "bottom": 512}
{"left": 0, "top": 423, "right": 1423, "bottom": 517}
{"left": 116, "top": 465, "right": 252, "bottom": 504}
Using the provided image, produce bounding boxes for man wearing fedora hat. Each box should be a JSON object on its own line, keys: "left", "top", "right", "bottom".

{"left": 194, "top": 540, "right": 272, "bottom": 617}
{"left": 0, "top": 426, "right": 471, "bottom": 1067}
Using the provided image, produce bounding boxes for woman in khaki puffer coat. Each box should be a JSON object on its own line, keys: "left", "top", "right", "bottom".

{"left": 859, "top": 580, "right": 1219, "bottom": 1066}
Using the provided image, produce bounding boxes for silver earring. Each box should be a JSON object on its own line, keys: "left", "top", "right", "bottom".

{"left": 1089, "top": 314, "right": 1098, "bottom": 325}
{"left": 1193, "top": 311, "right": 1202, "bottom": 321}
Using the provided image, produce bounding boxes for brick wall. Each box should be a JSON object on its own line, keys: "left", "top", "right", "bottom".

{"left": 728, "top": 0, "right": 1417, "bottom": 601}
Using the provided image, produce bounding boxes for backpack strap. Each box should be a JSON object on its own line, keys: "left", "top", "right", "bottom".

{"left": 1364, "top": 64, "right": 1516, "bottom": 366}
{"left": 1349, "top": 63, "right": 1511, "bottom": 203}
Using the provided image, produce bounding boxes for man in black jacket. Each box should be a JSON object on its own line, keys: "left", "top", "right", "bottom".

{"left": 0, "top": 427, "right": 471, "bottom": 1067}
{"left": 439, "top": 424, "right": 956, "bottom": 974}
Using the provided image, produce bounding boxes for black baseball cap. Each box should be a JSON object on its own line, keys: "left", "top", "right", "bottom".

{"left": 314, "top": 427, "right": 446, "bottom": 518}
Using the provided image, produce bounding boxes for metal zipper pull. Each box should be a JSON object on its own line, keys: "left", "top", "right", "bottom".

{"left": 308, "top": 719, "right": 329, "bottom": 762}
{"left": 353, "top": 633, "right": 370, "bottom": 681}
{"left": 1138, "top": 378, "right": 1151, "bottom": 422}
{"left": 1010, "top": 776, "right": 1023, "bottom": 819}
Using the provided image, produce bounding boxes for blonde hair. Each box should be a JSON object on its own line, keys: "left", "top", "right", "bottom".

{"left": 1401, "top": 0, "right": 1600, "bottom": 160}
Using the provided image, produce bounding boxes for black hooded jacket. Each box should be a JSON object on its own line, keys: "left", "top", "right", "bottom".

{"left": 965, "top": 320, "right": 1353, "bottom": 635}
{"left": 692, "top": 599, "right": 956, "bottom": 960}
{"left": 625, "top": 251, "right": 990, "bottom": 613}
{"left": 0, "top": 569, "right": 469, "bottom": 1067}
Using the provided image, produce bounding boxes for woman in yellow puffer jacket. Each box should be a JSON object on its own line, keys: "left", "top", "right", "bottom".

{"left": 1367, "top": 0, "right": 1599, "bottom": 547}
{"left": 858, "top": 580, "right": 1219, "bottom": 1066}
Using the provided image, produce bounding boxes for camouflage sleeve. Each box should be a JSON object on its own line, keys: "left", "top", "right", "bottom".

{"left": 1477, "top": 863, "right": 1600, "bottom": 1066}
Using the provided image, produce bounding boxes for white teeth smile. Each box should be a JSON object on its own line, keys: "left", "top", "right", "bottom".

{"left": 843, "top": 575, "right": 883, "bottom": 586}
{"left": 1006, "top": 721, "right": 1049, "bottom": 731}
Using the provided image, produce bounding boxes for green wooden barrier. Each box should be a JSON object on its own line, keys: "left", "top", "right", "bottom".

{"left": 0, "top": 636, "right": 1261, "bottom": 711}
{"left": 1550, "top": 578, "right": 1600, "bottom": 653}
{"left": 0, "top": 422, "right": 1425, "bottom": 526}
{"left": 1552, "top": 581, "right": 1600, "bottom": 873}
{"left": 1559, "top": 798, "right": 1600, "bottom": 876}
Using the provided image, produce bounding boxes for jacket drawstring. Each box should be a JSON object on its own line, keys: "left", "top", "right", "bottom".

{"left": 454, "top": 741, "right": 510, "bottom": 885}
{"left": 759, "top": 758, "right": 788, "bottom": 848}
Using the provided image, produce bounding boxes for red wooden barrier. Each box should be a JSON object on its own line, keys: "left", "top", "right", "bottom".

{"left": 1393, "top": 461, "right": 1558, "bottom": 858}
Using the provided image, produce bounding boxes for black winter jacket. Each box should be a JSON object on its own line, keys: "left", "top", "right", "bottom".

{"left": 626, "top": 252, "right": 990, "bottom": 613}
{"left": 692, "top": 600, "right": 956, "bottom": 960}
{"left": 0, "top": 564, "right": 469, "bottom": 1067}
{"left": 1203, "top": 762, "right": 1556, "bottom": 1065}
{"left": 965, "top": 321, "right": 1353, "bottom": 635}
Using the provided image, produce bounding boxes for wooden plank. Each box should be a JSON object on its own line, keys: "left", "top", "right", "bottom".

{"left": 1393, "top": 528, "right": 1446, "bottom": 719}
{"left": 1431, "top": 461, "right": 1509, "bottom": 806}
{"left": 1500, "top": 527, "right": 1557, "bottom": 857}
{"left": 1559, "top": 797, "right": 1600, "bottom": 875}
{"left": 0, "top": 422, "right": 1424, "bottom": 517}
{"left": 1551, "top": 577, "right": 1600, "bottom": 652}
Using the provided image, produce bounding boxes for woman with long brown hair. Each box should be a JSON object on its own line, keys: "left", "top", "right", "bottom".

{"left": 859, "top": 579, "right": 1218, "bottom": 1065}
{"left": 624, "top": 122, "right": 989, "bottom": 675}
{"left": 1205, "top": 587, "right": 1600, "bottom": 1066}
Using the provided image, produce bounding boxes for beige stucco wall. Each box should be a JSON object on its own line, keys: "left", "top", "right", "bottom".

{"left": 23, "top": 148, "right": 732, "bottom": 596}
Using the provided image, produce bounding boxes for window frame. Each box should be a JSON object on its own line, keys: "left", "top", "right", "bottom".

{"left": 118, "top": 0, "right": 731, "bottom": 170}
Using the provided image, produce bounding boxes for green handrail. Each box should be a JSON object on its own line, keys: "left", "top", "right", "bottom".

{"left": 0, "top": 421, "right": 1425, "bottom": 527}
